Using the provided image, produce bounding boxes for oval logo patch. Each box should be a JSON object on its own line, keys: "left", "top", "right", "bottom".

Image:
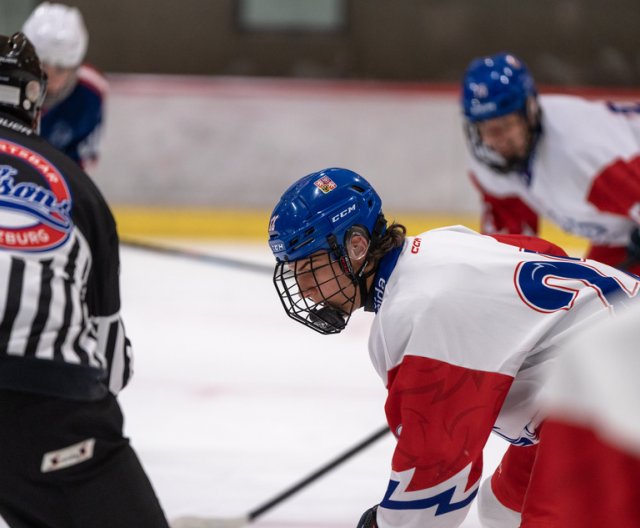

{"left": 0, "top": 139, "right": 72, "bottom": 251}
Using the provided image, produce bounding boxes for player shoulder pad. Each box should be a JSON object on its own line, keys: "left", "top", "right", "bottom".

{"left": 77, "top": 65, "right": 108, "bottom": 98}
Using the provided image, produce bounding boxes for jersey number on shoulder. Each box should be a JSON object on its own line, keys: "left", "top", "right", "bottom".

{"left": 515, "top": 259, "right": 639, "bottom": 312}
{"left": 606, "top": 101, "right": 640, "bottom": 115}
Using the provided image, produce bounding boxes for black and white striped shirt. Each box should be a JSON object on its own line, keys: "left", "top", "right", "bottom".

{"left": 0, "top": 113, "right": 132, "bottom": 400}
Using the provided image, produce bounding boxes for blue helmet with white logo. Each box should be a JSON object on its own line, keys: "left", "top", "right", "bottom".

{"left": 461, "top": 52, "right": 541, "bottom": 173}
{"left": 268, "top": 167, "right": 384, "bottom": 263}
{"left": 461, "top": 52, "right": 536, "bottom": 123}
{"left": 269, "top": 168, "right": 387, "bottom": 335}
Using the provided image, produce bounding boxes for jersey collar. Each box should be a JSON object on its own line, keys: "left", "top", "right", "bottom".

{"left": 364, "top": 244, "right": 403, "bottom": 313}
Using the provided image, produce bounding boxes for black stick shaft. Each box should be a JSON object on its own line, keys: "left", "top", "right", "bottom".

{"left": 248, "top": 425, "right": 390, "bottom": 521}
{"left": 122, "top": 237, "right": 390, "bottom": 522}
{"left": 120, "top": 238, "right": 273, "bottom": 275}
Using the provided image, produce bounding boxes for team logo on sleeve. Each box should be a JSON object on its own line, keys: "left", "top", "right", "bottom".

{"left": 0, "top": 140, "right": 72, "bottom": 251}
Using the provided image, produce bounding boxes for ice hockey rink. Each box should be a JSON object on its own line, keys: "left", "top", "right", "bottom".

{"left": 101, "top": 76, "right": 590, "bottom": 526}
{"left": 92, "top": 77, "right": 589, "bottom": 528}
{"left": 117, "top": 238, "right": 511, "bottom": 528}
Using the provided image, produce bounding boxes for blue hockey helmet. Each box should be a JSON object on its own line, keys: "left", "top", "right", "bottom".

{"left": 461, "top": 52, "right": 537, "bottom": 123}
{"left": 268, "top": 168, "right": 386, "bottom": 335}
{"left": 461, "top": 52, "right": 541, "bottom": 173}
{"left": 268, "top": 167, "right": 385, "bottom": 263}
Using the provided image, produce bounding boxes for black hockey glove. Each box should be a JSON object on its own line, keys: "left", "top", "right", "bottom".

{"left": 356, "top": 505, "right": 378, "bottom": 528}
{"left": 627, "top": 227, "right": 640, "bottom": 265}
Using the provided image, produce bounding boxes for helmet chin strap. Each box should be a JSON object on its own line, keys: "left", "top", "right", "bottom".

{"left": 351, "top": 214, "right": 387, "bottom": 308}
{"left": 327, "top": 215, "right": 388, "bottom": 312}
{"left": 346, "top": 251, "right": 372, "bottom": 312}
{"left": 327, "top": 239, "right": 378, "bottom": 314}
{"left": 355, "top": 262, "right": 373, "bottom": 311}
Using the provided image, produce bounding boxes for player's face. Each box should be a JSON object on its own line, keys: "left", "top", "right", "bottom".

{"left": 292, "top": 252, "right": 357, "bottom": 314}
{"left": 477, "top": 113, "right": 530, "bottom": 161}
{"left": 42, "top": 64, "right": 77, "bottom": 103}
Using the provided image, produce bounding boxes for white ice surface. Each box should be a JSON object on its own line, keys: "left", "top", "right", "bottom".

{"left": 118, "top": 241, "right": 508, "bottom": 528}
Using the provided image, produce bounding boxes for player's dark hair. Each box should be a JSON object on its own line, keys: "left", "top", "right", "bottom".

{"left": 369, "top": 219, "right": 406, "bottom": 264}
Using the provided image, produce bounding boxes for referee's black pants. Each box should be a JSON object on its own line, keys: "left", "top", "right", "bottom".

{"left": 0, "top": 390, "right": 170, "bottom": 528}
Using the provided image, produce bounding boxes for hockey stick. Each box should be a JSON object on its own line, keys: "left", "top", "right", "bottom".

{"left": 120, "top": 238, "right": 273, "bottom": 275}
{"left": 122, "top": 238, "right": 391, "bottom": 524}
{"left": 170, "top": 425, "right": 391, "bottom": 528}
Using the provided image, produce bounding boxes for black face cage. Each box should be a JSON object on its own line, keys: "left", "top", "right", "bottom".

{"left": 273, "top": 252, "right": 358, "bottom": 335}
{"left": 464, "top": 102, "right": 542, "bottom": 175}
{"left": 463, "top": 121, "right": 523, "bottom": 174}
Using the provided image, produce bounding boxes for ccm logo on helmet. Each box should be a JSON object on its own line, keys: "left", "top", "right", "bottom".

{"left": 270, "top": 241, "right": 285, "bottom": 253}
{"left": 331, "top": 204, "right": 356, "bottom": 224}
{"left": 411, "top": 237, "right": 422, "bottom": 254}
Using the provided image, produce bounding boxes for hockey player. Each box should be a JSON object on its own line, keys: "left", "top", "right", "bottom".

{"left": 461, "top": 52, "right": 640, "bottom": 275}
{"left": 527, "top": 302, "right": 640, "bottom": 527}
{"left": 22, "top": 2, "right": 107, "bottom": 169}
{"left": 267, "top": 167, "right": 640, "bottom": 528}
{"left": 0, "top": 33, "right": 169, "bottom": 527}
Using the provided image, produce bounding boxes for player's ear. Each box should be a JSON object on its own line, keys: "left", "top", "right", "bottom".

{"left": 346, "top": 229, "right": 370, "bottom": 262}
{"left": 526, "top": 96, "right": 539, "bottom": 126}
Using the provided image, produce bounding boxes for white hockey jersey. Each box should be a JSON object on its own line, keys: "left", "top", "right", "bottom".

{"left": 469, "top": 95, "right": 640, "bottom": 248}
{"left": 531, "top": 302, "right": 640, "bottom": 526}
{"left": 367, "top": 226, "right": 640, "bottom": 528}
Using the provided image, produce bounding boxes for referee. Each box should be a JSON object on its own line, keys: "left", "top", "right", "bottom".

{"left": 0, "top": 33, "right": 169, "bottom": 527}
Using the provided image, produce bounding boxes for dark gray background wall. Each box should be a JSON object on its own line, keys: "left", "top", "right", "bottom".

{"left": 3, "top": 1, "right": 639, "bottom": 212}
{"left": 15, "top": 0, "right": 640, "bottom": 86}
